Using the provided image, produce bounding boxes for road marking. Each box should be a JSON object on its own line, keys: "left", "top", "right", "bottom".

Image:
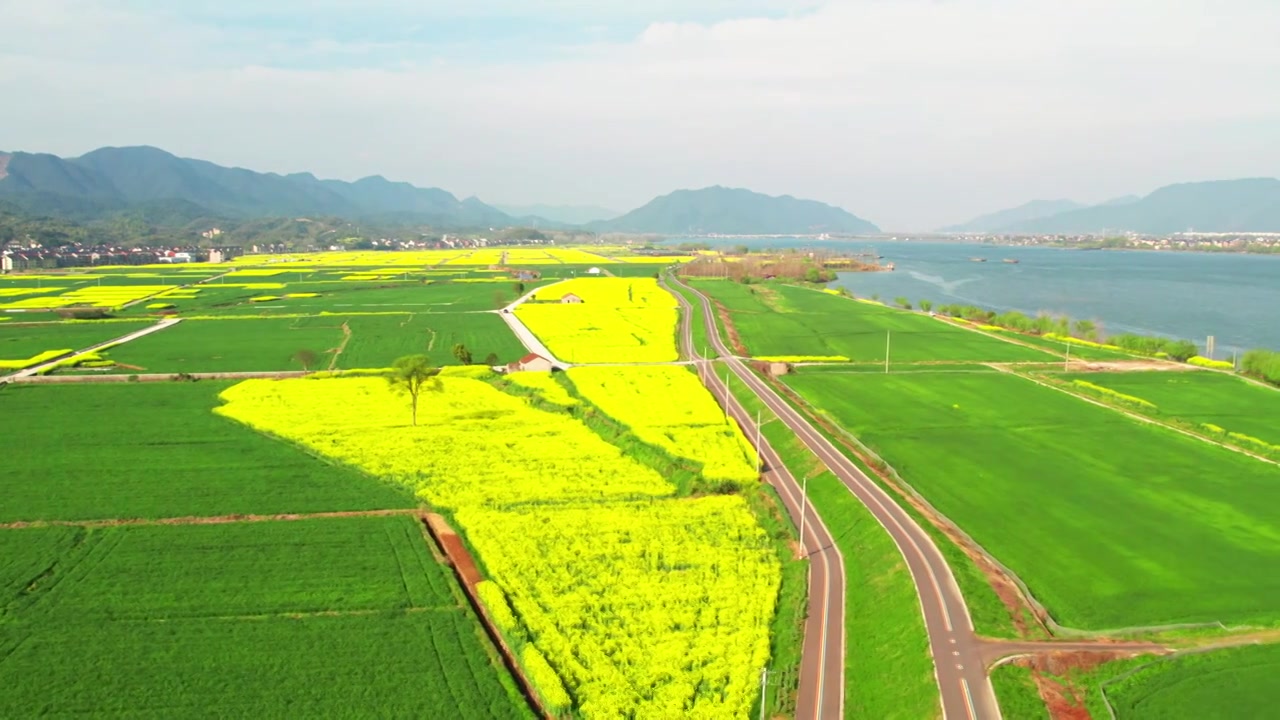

{"left": 960, "top": 678, "right": 979, "bottom": 720}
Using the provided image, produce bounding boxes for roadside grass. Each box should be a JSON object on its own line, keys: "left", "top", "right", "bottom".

{"left": 693, "top": 281, "right": 1057, "bottom": 363}
{"left": 1059, "top": 370, "right": 1280, "bottom": 448}
{"left": 723, "top": 371, "right": 940, "bottom": 719}
{"left": 0, "top": 382, "right": 413, "bottom": 522}
{"left": 327, "top": 313, "right": 528, "bottom": 368}
{"left": 990, "top": 664, "right": 1050, "bottom": 720}
{"left": 104, "top": 317, "right": 346, "bottom": 372}
{"left": 782, "top": 370, "right": 1280, "bottom": 630}
{"left": 1, "top": 320, "right": 152, "bottom": 363}
{"left": 662, "top": 275, "right": 719, "bottom": 359}
{"left": 1098, "top": 644, "right": 1280, "bottom": 719}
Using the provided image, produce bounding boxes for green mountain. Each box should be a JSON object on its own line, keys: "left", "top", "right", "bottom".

{"left": 494, "top": 203, "right": 620, "bottom": 224}
{"left": 939, "top": 199, "right": 1084, "bottom": 233}
{"left": 0, "top": 146, "right": 514, "bottom": 228}
{"left": 592, "top": 186, "right": 878, "bottom": 234}
{"left": 999, "top": 179, "right": 1280, "bottom": 234}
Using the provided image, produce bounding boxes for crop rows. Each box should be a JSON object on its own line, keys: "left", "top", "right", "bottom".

{"left": 565, "top": 365, "right": 758, "bottom": 485}
{"left": 516, "top": 277, "right": 680, "bottom": 363}
{"left": 216, "top": 372, "right": 780, "bottom": 717}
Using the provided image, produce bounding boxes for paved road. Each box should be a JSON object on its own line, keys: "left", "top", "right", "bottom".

{"left": 1, "top": 318, "right": 182, "bottom": 384}
{"left": 498, "top": 281, "right": 569, "bottom": 367}
{"left": 664, "top": 275, "right": 847, "bottom": 719}
{"left": 670, "top": 275, "right": 1004, "bottom": 720}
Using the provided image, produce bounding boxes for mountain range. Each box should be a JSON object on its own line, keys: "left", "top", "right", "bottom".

{"left": 0, "top": 146, "right": 878, "bottom": 236}
{"left": 943, "top": 181, "right": 1280, "bottom": 234}
{"left": 0, "top": 146, "right": 516, "bottom": 228}
{"left": 494, "top": 203, "right": 619, "bottom": 225}
{"left": 589, "top": 186, "right": 879, "bottom": 235}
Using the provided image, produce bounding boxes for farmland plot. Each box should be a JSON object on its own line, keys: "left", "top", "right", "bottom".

{"left": 694, "top": 280, "right": 1055, "bottom": 363}
{"left": 217, "top": 374, "right": 780, "bottom": 718}
{"left": 515, "top": 277, "right": 680, "bottom": 363}
{"left": 1062, "top": 370, "right": 1280, "bottom": 448}
{"left": 0, "top": 382, "right": 412, "bottom": 522}
{"left": 783, "top": 370, "right": 1280, "bottom": 629}
{"left": 0, "top": 517, "right": 529, "bottom": 719}
{"left": 326, "top": 312, "right": 526, "bottom": 368}
{"left": 0, "top": 320, "right": 151, "bottom": 367}
{"left": 1101, "top": 644, "right": 1280, "bottom": 719}
{"left": 104, "top": 317, "right": 345, "bottom": 372}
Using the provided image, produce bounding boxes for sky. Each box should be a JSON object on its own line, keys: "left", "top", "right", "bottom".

{"left": 3, "top": 0, "right": 1279, "bottom": 230}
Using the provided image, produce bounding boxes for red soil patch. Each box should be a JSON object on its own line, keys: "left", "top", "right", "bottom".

{"left": 713, "top": 299, "right": 750, "bottom": 355}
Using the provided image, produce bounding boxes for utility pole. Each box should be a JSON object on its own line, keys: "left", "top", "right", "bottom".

{"left": 884, "top": 330, "right": 891, "bottom": 374}
{"left": 1064, "top": 341, "right": 1071, "bottom": 372}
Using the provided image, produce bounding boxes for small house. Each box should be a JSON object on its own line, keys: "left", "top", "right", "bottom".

{"left": 506, "top": 353, "right": 555, "bottom": 373}
{"left": 559, "top": 293, "right": 584, "bottom": 304}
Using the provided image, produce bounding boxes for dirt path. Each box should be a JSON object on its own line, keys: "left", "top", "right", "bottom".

{"left": 0, "top": 507, "right": 420, "bottom": 530}
{"left": 327, "top": 321, "right": 353, "bottom": 371}
{"left": 1, "top": 318, "right": 181, "bottom": 384}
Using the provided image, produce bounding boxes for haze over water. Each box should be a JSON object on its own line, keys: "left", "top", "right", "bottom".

{"left": 680, "top": 239, "right": 1280, "bottom": 356}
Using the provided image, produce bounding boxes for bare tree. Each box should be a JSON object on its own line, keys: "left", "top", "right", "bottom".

{"left": 386, "top": 354, "right": 440, "bottom": 426}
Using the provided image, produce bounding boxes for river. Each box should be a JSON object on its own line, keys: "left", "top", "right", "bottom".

{"left": 668, "top": 238, "right": 1280, "bottom": 356}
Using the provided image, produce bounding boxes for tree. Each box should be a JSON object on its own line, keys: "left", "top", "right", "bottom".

{"left": 292, "top": 349, "right": 319, "bottom": 371}
{"left": 484, "top": 352, "right": 500, "bottom": 366}
{"left": 1073, "top": 319, "right": 1097, "bottom": 340}
{"left": 513, "top": 281, "right": 525, "bottom": 295}
{"left": 895, "top": 296, "right": 912, "bottom": 310}
{"left": 387, "top": 355, "right": 440, "bottom": 426}
{"left": 452, "top": 343, "right": 473, "bottom": 365}
{"left": 919, "top": 299, "right": 933, "bottom": 313}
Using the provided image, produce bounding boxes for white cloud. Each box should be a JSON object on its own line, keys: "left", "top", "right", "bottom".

{"left": 2, "top": 0, "right": 1279, "bottom": 228}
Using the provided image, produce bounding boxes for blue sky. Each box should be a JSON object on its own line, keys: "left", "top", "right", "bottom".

{"left": 3, "top": 0, "right": 1279, "bottom": 229}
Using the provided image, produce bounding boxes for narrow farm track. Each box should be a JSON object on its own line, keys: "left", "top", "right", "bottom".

{"left": 0, "top": 317, "right": 182, "bottom": 383}
{"left": 498, "top": 281, "right": 569, "bottom": 366}
{"left": 0, "top": 507, "right": 421, "bottom": 530}
{"left": 668, "top": 274, "right": 1003, "bottom": 720}
{"left": 663, "top": 275, "right": 847, "bottom": 720}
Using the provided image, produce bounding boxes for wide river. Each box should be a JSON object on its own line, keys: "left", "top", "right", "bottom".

{"left": 672, "top": 239, "right": 1280, "bottom": 356}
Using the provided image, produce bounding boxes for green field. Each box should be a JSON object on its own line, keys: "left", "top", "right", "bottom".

{"left": 192, "top": 280, "right": 545, "bottom": 315}
{"left": 692, "top": 281, "right": 1056, "bottom": 363}
{"left": 12, "top": 518, "right": 454, "bottom": 619}
{"left": 1062, "top": 371, "right": 1280, "bottom": 447}
{"left": 328, "top": 313, "right": 527, "bottom": 368}
{"left": 0, "top": 382, "right": 412, "bottom": 521}
{"left": 1102, "top": 645, "right": 1280, "bottom": 719}
{"left": 105, "top": 317, "right": 346, "bottom": 372}
{"left": 0, "top": 320, "right": 152, "bottom": 362}
{"left": 783, "top": 370, "right": 1280, "bottom": 629}
{"left": 0, "top": 516, "right": 531, "bottom": 718}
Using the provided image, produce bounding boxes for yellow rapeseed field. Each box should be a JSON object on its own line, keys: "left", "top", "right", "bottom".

{"left": 216, "top": 375, "right": 779, "bottom": 718}
{"left": 515, "top": 278, "right": 679, "bottom": 363}
{"left": 566, "top": 366, "right": 758, "bottom": 485}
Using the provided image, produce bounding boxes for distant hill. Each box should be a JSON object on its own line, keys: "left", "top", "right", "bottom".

{"left": 591, "top": 186, "right": 878, "bottom": 235}
{"left": 0, "top": 146, "right": 514, "bottom": 228}
{"left": 999, "top": 178, "right": 1280, "bottom": 234}
{"left": 939, "top": 199, "right": 1084, "bottom": 233}
{"left": 495, "top": 203, "right": 619, "bottom": 225}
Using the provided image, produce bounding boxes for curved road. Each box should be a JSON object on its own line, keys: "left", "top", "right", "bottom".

{"left": 669, "top": 275, "right": 1003, "bottom": 720}
{"left": 664, "top": 276, "right": 847, "bottom": 719}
